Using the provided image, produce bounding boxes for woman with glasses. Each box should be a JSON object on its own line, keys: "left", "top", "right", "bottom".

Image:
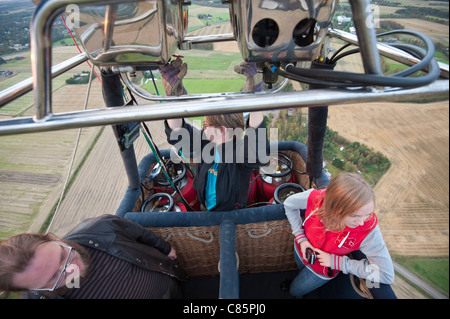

{"left": 161, "top": 59, "right": 269, "bottom": 211}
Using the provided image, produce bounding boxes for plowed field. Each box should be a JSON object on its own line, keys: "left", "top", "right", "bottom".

{"left": 327, "top": 101, "right": 449, "bottom": 257}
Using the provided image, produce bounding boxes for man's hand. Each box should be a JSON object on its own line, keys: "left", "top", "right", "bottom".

{"left": 167, "top": 247, "right": 177, "bottom": 260}
{"left": 234, "top": 62, "right": 265, "bottom": 128}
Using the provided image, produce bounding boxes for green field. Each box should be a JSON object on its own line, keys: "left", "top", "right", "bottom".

{"left": 394, "top": 255, "right": 449, "bottom": 296}
{"left": 140, "top": 49, "right": 245, "bottom": 95}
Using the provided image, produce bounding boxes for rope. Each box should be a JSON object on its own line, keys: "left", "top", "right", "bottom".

{"left": 163, "top": 231, "right": 215, "bottom": 243}
{"left": 140, "top": 119, "right": 194, "bottom": 211}
{"left": 60, "top": 13, "right": 102, "bottom": 83}
{"left": 46, "top": 66, "right": 94, "bottom": 232}
{"left": 242, "top": 225, "right": 289, "bottom": 239}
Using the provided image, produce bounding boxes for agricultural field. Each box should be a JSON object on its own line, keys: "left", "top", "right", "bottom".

{"left": 188, "top": 3, "right": 231, "bottom": 31}
{"left": 0, "top": 46, "right": 104, "bottom": 239}
{"left": 327, "top": 100, "right": 449, "bottom": 257}
{"left": 383, "top": 18, "right": 449, "bottom": 47}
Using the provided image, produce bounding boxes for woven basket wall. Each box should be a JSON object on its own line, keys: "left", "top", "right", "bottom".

{"left": 148, "top": 218, "right": 296, "bottom": 277}
{"left": 149, "top": 225, "right": 221, "bottom": 277}
{"left": 236, "top": 219, "right": 297, "bottom": 274}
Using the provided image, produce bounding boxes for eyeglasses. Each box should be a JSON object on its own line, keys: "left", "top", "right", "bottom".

{"left": 31, "top": 241, "right": 75, "bottom": 292}
{"left": 202, "top": 122, "right": 214, "bottom": 130}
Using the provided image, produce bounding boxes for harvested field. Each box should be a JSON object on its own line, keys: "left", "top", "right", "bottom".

{"left": 327, "top": 101, "right": 449, "bottom": 257}
{"left": 0, "top": 44, "right": 104, "bottom": 239}
{"left": 47, "top": 118, "right": 170, "bottom": 237}
{"left": 0, "top": 126, "right": 100, "bottom": 239}
{"left": 0, "top": 171, "right": 61, "bottom": 185}
{"left": 380, "top": 18, "right": 449, "bottom": 47}
{"left": 189, "top": 21, "right": 233, "bottom": 37}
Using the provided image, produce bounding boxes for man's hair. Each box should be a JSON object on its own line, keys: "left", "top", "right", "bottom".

{"left": 206, "top": 113, "right": 245, "bottom": 130}
{"left": 205, "top": 113, "right": 245, "bottom": 140}
{"left": 0, "top": 233, "right": 56, "bottom": 292}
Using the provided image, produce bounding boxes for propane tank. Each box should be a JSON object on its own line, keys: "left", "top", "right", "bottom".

{"left": 256, "top": 152, "right": 295, "bottom": 201}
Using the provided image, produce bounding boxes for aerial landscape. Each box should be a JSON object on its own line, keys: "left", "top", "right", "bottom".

{"left": 0, "top": 0, "right": 448, "bottom": 299}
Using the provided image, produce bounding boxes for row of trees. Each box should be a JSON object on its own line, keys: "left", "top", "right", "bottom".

{"left": 272, "top": 108, "right": 391, "bottom": 185}
{"left": 392, "top": 6, "right": 449, "bottom": 25}
{"left": 65, "top": 71, "right": 95, "bottom": 85}
{"left": 335, "top": 1, "right": 448, "bottom": 26}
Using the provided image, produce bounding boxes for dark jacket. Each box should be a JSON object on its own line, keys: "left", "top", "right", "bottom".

{"left": 27, "top": 215, "right": 186, "bottom": 299}
{"left": 63, "top": 214, "right": 186, "bottom": 280}
{"left": 165, "top": 118, "right": 269, "bottom": 211}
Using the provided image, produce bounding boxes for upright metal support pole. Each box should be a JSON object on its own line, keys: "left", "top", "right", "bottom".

{"left": 219, "top": 220, "right": 239, "bottom": 299}
{"left": 103, "top": 4, "right": 118, "bottom": 53}
{"left": 101, "top": 69, "right": 141, "bottom": 190}
{"left": 306, "top": 60, "right": 336, "bottom": 185}
{"left": 349, "top": 0, "right": 383, "bottom": 75}
{"left": 30, "top": 0, "right": 57, "bottom": 120}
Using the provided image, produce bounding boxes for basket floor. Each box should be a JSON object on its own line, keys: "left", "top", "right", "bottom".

{"left": 180, "top": 271, "right": 298, "bottom": 299}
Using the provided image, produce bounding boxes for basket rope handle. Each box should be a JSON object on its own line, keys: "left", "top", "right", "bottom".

{"left": 245, "top": 225, "right": 288, "bottom": 238}
{"left": 246, "top": 228, "right": 272, "bottom": 238}
{"left": 164, "top": 231, "right": 214, "bottom": 243}
{"left": 186, "top": 232, "right": 214, "bottom": 243}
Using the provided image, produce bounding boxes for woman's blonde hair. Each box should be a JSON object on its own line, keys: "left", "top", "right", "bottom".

{"left": 317, "top": 173, "right": 375, "bottom": 232}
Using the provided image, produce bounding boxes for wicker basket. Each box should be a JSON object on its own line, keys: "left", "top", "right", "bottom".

{"left": 142, "top": 149, "right": 309, "bottom": 277}
{"left": 236, "top": 219, "right": 297, "bottom": 274}
{"left": 149, "top": 225, "right": 221, "bottom": 277}
{"left": 148, "top": 218, "right": 296, "bottom": 277}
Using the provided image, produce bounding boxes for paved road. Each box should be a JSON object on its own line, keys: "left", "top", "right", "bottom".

{"left": 393, "top": 261, "right": 448, "bottom": 299}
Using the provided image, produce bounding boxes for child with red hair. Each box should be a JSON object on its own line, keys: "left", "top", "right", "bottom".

{"left": 284, "top": 172, "right": 396, "bottom": 298}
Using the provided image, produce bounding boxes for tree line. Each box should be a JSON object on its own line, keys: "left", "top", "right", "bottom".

{"left": 65, "top": 71, "right": 95, "bottom": 85}
{"left": 271, "top": 108, "right": 391, "bottom": 185}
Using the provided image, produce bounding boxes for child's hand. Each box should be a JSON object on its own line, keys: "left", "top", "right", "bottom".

{"left": 314, "top": 248, "right": 332, "bottom": 268}
{"left": 299, "top": 240, "right": 314, "bottom": 259}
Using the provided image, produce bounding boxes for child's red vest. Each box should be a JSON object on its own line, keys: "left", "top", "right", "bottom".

{"left": 295, "top": 189, "right": 378, "bottom": 278}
